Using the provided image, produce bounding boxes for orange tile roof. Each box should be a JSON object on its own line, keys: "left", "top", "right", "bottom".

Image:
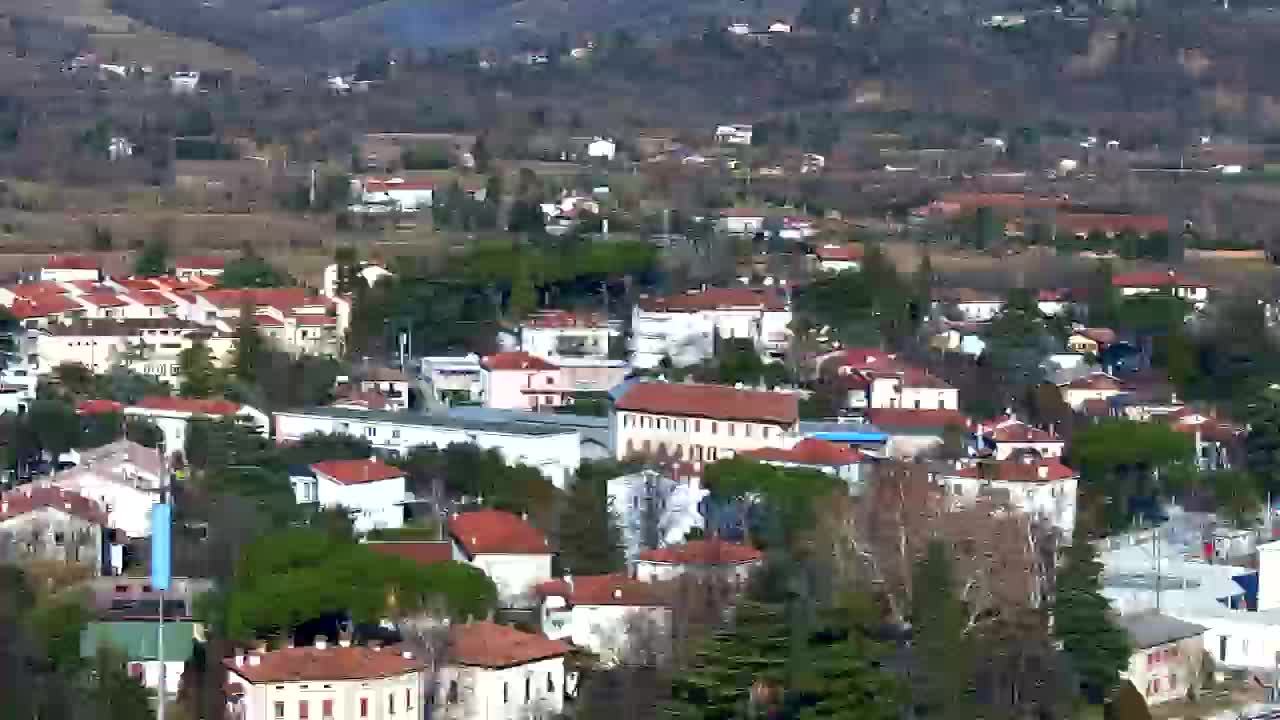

{"left": 132, "top": 396, "right": 242, "bottom": 416}
{"left": 482, "top": 352, "right": 559, "bottom": 371}
{"left": 865, "top": 408, "right": 969, "bottom": 430}
{"left": 637, "top": 538, "right": 762, "bottom": 565}
{"left": 741, "top": 437, "right": 866, "bottom": 466}
{"left": 9, "top": 295, "right": 82, "bottom": 319}
{"left": 989, "top": 422, "right": 1061, "bottom": 444}
{"left": 637, "top": 287, "right": 786, "bottom": 313}
{"left": 449, "top": 510, "right": 550, "bottom": 556}
{"left": 1112, "top": 270, "right": 1208, "bottom": 289}
{"left": 43, "top": 254, "right": 100, "bottom": 270}
{"left": 76, "top": 399, "right": 124, "bottom": 415}
{"left": 0, "top": 486, "right": 107, "bottom": 525}
{"left": 524, "top": 309, "right": 610, "bottom": 329}
{"left": 78, "top": 292, "right": 128, "bottom": 308}
{"left": 944, "top": 459, "right": 1077, "bottom": 483}
{"left": 365, "top": 541, "right": 454, "bottom": 566}
{"left": 534, "top": 574, "right": 668, "bottom": 606}
{"left": 223, "top": 646, "right": 421, "bottom": 683}
{"left": 814, "top": 244, "right": 864, "bottom": 262}
{"left": 1061, "top": 374, "right": 1127, "bottom": 391}
{"left": 615, "top": 382, "right": 798, "bottom": 424}
{"left": 127, "top": 292, "right": 176, "bottom": 307}
{"left": 448, "top": 622, "right": 569, "bottom": 668}
{"left": 310, "top": 459, "right": 404, "bottom": 486}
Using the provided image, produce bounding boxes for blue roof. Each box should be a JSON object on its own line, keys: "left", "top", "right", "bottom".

{"left": 799, "top": 420, "right": 888, "bottom": 443}
{"left": 810, "top": 431, "right": 888, "bottom": 443}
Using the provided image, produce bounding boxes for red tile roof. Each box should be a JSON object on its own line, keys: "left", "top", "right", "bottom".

{"left": 482, "top": 351, "right": 559, "bottom": 372}
{"left": 1079, "top": 397, "right": 1113, "bottom": 418}
{"left": 1061, "top": 374, "right": 1127, "bottom": 391}
{"left": 132, "top": 396, "right": 242, "bottom": 416}
{"left": 742, "top": 437, "right": 866, "bottom": 466}
{"left": 76, "top": 399, "right": 124, "bottom": 415}
{"left": 1058, "top": 213, "right": 1169, "bottom": 236}
{"left": 637, "top": 287, "right": 787, "bottom": 313}
{"left": 252, "top": 312, "right": 285, "bottom": 328}
{"left": 331, "top": 390, "right": 390, "bottom": 411}
{"left": 223, "top": 646, "right": 422, "bottom": 683}
{"left": 1112, "top": 270, "right": 1208, "bottom": 289}
{"left": 198, "top": 288, "right": 317, "bottom": 311}
{"left": 535, "top": 574, "right": 668, "bottom": 606}
{"left": 1037, "top": 289, "right": 1070, "bottom": 302}
{"left": 78, "top": 292, "right": 128, "bottom": 308}
{"left": 174, "top": 255, "right": 227, "bottom": 270}
{"left": 637, "top": 538, "right": 763, "bottom": 565}
{"left": 989, "top": 422, "right": 1061, "bottom": 444}
{"left": 0, "top": 486, "right": 107, "bottom": 525}
{"left": 1077, "top": 327, "right": 1117, "bottom": 346}
{"left": 865, "top": 408, "right": 969, "bottom": 431}
{"left": 310, "top": 459, "right": 404, "bottom": 486}
{"left": 366, "top": 541, "right": 453, "bottom": 566}
{"left": 127, "top": 292, "right": 176, "bottom": 307}
{"left": 450, "top": 510, "right": 550, "bottom": 556}
{"left": 448, "top": 622, "right": 570, "bottom": 668}
{"left": 9, "top": 295, "right": 82, "bottom": 319}
{"left": 524, "top": 309, "right": 610, "bottom": 329}
{"left": 944, "top": 459, "right": 1078, "bottom": 483}
{"left": 815, "top": 244, "right": 864, "bottom": 262}
{"left": 116, "top": 278, "right": 165, "bottom": 292}
{"left": 6, "top": 281, "right": 67, "bottom": 299}
{"left": 938, "top": 192, "right": 1069, "bottom": 211}
{"left": 820, "top": 348, "right": 900, "bottom": 373}
{"left": 616, "top": 382, "right": 798, "bottom": 424}
{"left": 43, "top": 255, "right": 100, "bottom": 270}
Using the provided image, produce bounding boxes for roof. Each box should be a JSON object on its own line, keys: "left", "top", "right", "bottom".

{"left": 1058, "top": 213, "right": 1169, "bottom": 236}
{"left": 637, "top": 287, "right": 787, "bottom": 313}
{"left": 637, "top": 538, "right": 763, "bottom": 565}
{"left": 864, "top": 408, "right": 969, "bottom": 431}
{"left": 1116, "top": 612, "right": 1207, "bottom": 649}
{"left": 523, "top": 309, "right": 610, "bottom": 329}
{"left": 77, "top": 399, "right": 124, "bottom": 415}
{"left": 448, "top": 622, "right": 569, "bottom": 668}
{"left": 1075, "top": 327, "right": 1117, "bottom": 346}
{"left": 310, "top": 459, "right": 404, "bottom": 486}
{"left": 534, "top": 574, "right": 668, "bottom": 606}
{"left": 277, "top": 407, "right": 576, "bottom": 438}
{"left": 78, "top": 292, "right": 128, "bottom": 308}
{"left": 815, "top": 244, "right": 864, "bottom": 262}
{"left": 943, "top": 458, "right": 1077, "bottom": 483}
{"left": 223, "top": 646, "right": 422, "bottom": 683}
{"left": 935, "top": 287, "right": 1004, "bottom": 304}
{"left": 482, "top": 352, "right": 559, "bottom": 372}
{"left": 43, "top": 255, "right": 100, "bottom": 270}
{"left": 362, "top": 367, "right": 410, "bottom": 383}
{"left": 989, "top": 422, "right": 1061, "bottom": 444}
{"left": 938, "top": 192, "right": 1068, "bottom": 210}
{"left": 615, "top": 382, "right": 798, "bottom": 424}
{"left": 81, "top": 621, "right": 196, "bottom": 663}
{"left": 741, "top": 437, "right": 866, "bottom": 466}
{"left": 127, "top": 292, "right": 177, "bottom": 307}
{"left": 1112, "top": 270, "right": 1209, "bottom": 289}
{"left": 131, "top": 396, "right": 242, "bottom": 416}
{"left": 450, "top": 510, "right": 550, "bottom": 556}
{"left": 174, "top": 255, "right": 227, "bottom": 270}
{"left": 45, "top": 319, "right": 202, "bottom": 336}
{"left": 365, "top": 541, "right": 453, "bottom": 566}
{"left": 0, "top": 486, "right": 107, "bottom": 525}
{"left": 10, "top": 295, "right": 82, "bottom": 319}
{"left": 1061, "top": 373, "right": 1127, "bottom": 391}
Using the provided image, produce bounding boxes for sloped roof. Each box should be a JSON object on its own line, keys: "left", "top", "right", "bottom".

{"left": 10, "top": 295, "right": 82, "bottom": 319}
{"left": 637, "top": 538, "right": 762, "bottom": 565}
{"left": 636, "top": 287, "right": 787, "bottom": 313}
{"left": 815, "top": 244, "right": 864, "bottom": 262}
{"left": 132, "top": 396, "right": 242, "bottom": 416}
{"left": 310, "top": 459, "right": 404, "bottom": 486}
{"left": 0, "top": 486, "right": 107, "bottom": 525}
{"left": 1112, "top": 270, "right": 1208, "bottom": 289}
{"left": 865, "top": 408, "right": 968, "bottom": 431}
{"left": 448, "top": 622, "right": 569, "bottom": 668}
{"left": 534, "top": 573, "right": 668, "bottom": 606}
{"left": 43, "top": 255, "right": 100, "bottom": 270}
{"left": 943, "top": 459, "right": 1077, "bottom": 483}
{"left": 615, "top": 382, "right": 798, "bottom": 424}
{"left": 989, "top": 422, "right": 1061, "bottom": 444}
{"left": 365, "top": 541, "right": 453, "bottom": 566}
{"left": 76, "top": 399, "right": 124, "bottom": 415}
{"left": 449, "top": 510, "right": 550, "bottom": 556}
{"left": 223, "top": 646, "right": 421, "bottom": 683}
{"left": 1116, "top": 612, "right": 1206, "bottom": 649}
{"left": 741, "top": 437, "right": 865, "bottom": 466}
{"left": 482, "top": 352, "right": 559, "bottom": 372}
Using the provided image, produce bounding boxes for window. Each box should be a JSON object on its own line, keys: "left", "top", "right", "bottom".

{"left": 447, "top": 681, "right": 459, "bottom": 704}
{"left": 406, "top": 688, "right": 412, "bottom": 709}
{"left": 299, "top": 701, "right": 309, "bottom": 719}
{"left": 762, "top": 427, "right": 770, "bottom": 439}
{"left": 504, "top": 682, "right": 510, "bottom": 704}
{"left": 744, "top": 425, "right": 753, "bottom": 438}
{"left": 388, "top": 692, "right": 395, "bottom": 715}
{"left": 711, "top": 422, "right": 718, "bottom": 435}
{"left": 526, "top": 676, "right": 532, "bottom": 702}
{"left": 360, "top": 698, "right": 369, "bottom": 718}
{"left": 392, "top": 429, "right": 401, "bottom": 439}
{"left": 274, "top": 702, "right": 285, "bottom": 719}
{"left": 727, "top": 423, "right": 735, "bottom": 437}
{"left": 546, "top": 377, "right": 553, "bottom": 385}
{"left": 322, "top": 700, "right": 333, "bottom": 719}
{"left": 53, "top": 532, "right": 64, "bottom": 546}
{"left": 694, "top": 420, "right": 700, "bottom": 432}
{"left": 548, "top": 673, "right": 556, "bottom": 693}
{"left": 365, "top": 427, "right": 377, "bottom": 438}
{"left": 127, "top": 662, "right": 144, "bottom": 679}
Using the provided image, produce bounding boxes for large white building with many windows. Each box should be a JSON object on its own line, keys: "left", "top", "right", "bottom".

{"left": 629, "top": 288, "right": 791, "bottom": 369}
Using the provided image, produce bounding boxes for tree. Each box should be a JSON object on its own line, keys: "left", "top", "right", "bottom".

{"left": 333, "top": 246, "right": 360, "bottom": 297}
{"left": 30, "top": 399, "right": 79, "bottom": 460}
{"left": 231, "top": 299, "right": 266, "bottom": 384}
{"left": 558, "top": 472, "right": 624, "bottom": 575}
{"left": 508, "top": 260, "right": 537, "bottom": 320}
{"left": 220, "top": 256, "right": 289, "bottom": 288}
{"left": 79, "top": 411, "right": 123, "bottom": 449}
{"left": 911, "top": 540, "right": 975, "bottom": 720}
{"left": 1070, "top": 419, "right": 1194, "bottom": 528}
{"left": 125, "top": 417, "right": 163, "bottom": 448}
{"left": 1054, "top": 534, "right": 1130, "bottom": 704}
{"left": 1209, "top": 470, "right": 1262, "bottom": 527}
{"left": 913, "top": 249, "right": 934, "bottom": 323}
{"left": 178, "top": 341, "right": 222, "bottom": 398}
{"left": 134, "top": 237, "right": 170, "bottom": 276}
{"left": 53, "top": 363, "right": 95, "bottom": 397}
{"left": 1086, "top": 261, "right": 1121, "bottom": 329}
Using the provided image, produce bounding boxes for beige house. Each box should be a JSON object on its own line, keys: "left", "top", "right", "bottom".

{"left": 0, "top": 485, "right": 110, "bottom": 575}
{"left": 224, "top": 639, "right": 425, "bottom": 720}
{"left": 436, "top": 622, "right": 570, "bottom": 720}
{"left": 29, "top": 319, "right": 234, "bottom": 387}
{"left": 1117, "top": 612, "right": 1207, "bottom": 706}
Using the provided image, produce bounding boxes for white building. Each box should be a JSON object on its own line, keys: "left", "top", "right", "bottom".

{"left": 634, "top": 538, "right": 763, "bottom": 585}
{"left": 519, "top": 310, "right": 618, "bottom": 363}
{"left": 224, "top": 639, "right": 425, "bottom": 720}
{"left": 933, "top": 457, "right": 1079, "bottom": 537}
{"left": 933, "top": 288, "right": 1006, "bottom": 322}
{"left": 272, "top": 408, "right": 582, "bottom": 489}
{"left": 814, "top": 244, "right": 864, "bottom": 274}
{"left": 124, "top": 397, "right": 268, "bottom": 459}
{"left": 586, "top": 138, "right": 617, "bottom": 161}
{"left": 449, "top": 509, "right": 554, "bottom": 608}
{"left": 173, "top": 256, "right": 226, "bottom": 278}
{"left": 437, "top": 622, "right": 569, "bottom": 720}
{"left": 354, "top": 368, "right": 411, "bottom": 412}
{"left": 1113, "top": 271, "right": 1210, "bottom": 309}
{"left": 357, "top": 177, "right": 435, "bottom": 212}
{"left": 612, "top": 381, "right": 799, "bottom": 462}
{"left": 607, "top": 469, "right": 707, "bottom": 560}
{"left": 28, "top": 319, "right": 234, "bottom": 385}
{"left": 535, "top": 574, "right": 672, "bottom": 666}
{"left": 714, "top": 124, "right": 753, "bottom": 145}
{"left": 977, "top": 416, "right": 1065, "bottom": 460}
{"left": 821, "top": 350, "right": 958, "bottom": 411}
{"left": 322, "top": 262, "right": 393, "bottom": 298}
{"left": 630, "top": 287, "right": 790, "bottom": 369}
{"left": 40, "top": 255, "right": 102, "bottom": 283}
{"left": 421, "top": 355, "right": 483, "bottom": 404}
{"left": 48, "top": 440, "right": 164, "bottom": 538}
{"left": 716, "top": 209, "right": 767, "bottom": 236}
{"left": 1059, "top": 372, "right": 1128, "bottom": 410}
{"left": 294, "top": 459, "right": 407, "bottom": 533}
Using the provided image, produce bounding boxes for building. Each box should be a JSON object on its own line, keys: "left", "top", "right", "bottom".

{"left": 436, "top": 621, "right": 569, "bottom": 720}
{"left": 421, "top": 355, "right": 483, "bottom": 404}
{"left": 933, "top": 457, "right": 1079, "bottom": 536}
{"left": 296, "top": 459, "right": 407, "bottom": 533}
{"left": 630, "top": 287, "right": 790, "bottom": 368}
{"left": 813, "top": 244, "right": 864, "bottom": 274}
{"left": 863, "top": 408, "right": 969, "bottom": 458}
{"left": 823, "top": 353, "right": 958, "bottom": 412}
{"left": 1067, "top": 327, "right": 1117, "bottom": 355}
{"left": 977, "top": 415, "right": 1065, "bottom": 460}
{"left": 716, "top": 208, "right": 768, "bottom": 235}
{"left": 612, "top": 382, "right": 799, "bottom": 462}
{"left": 607, "top": 469, "right": 707, "bottom": 560}
{"left": 124, "top": 397, "right": 268, "bottom": 458}
{"left": 0, "top": 485, "right": 111, "bottom": 574}
{"left": 322, "top": 262, "right": 393, "bottom": 298}
{"left": 1059, "top": 373, "right": 1128, "bottom": 410}
{"left": 354, "top": 368, "right": 411, "bottom": 412}
{"left": 714, "top": 124, "right": 753, "bottom": 146}
{"left": 27, "top": 319, "right": 234, "bottom": 385}
{"left": 481, "top": 352, "right": 566, "bottom": 411}
{"left": 740, "top": 437, "right": 869, "bottom": 492}
{"left": 634, "top": 538, "right": 762, "bottom": 585}
{"left": 82, "top": 620, "right": 197, "bottom": 696}
{"left": 357, "top": 176, "right": 436, "bottom": 212}
{"left": 450, "top": 510, "right": 554, "bottom": 608}
{"left": 224, "top": 639, "right": 425, "bottom": 720}
{"left": 933, "top": 288, "right": 1006, "bottom": 322}
{"left": 1112, "top": 270, "right": 1210, "bottom": 309}
{"left": 586, "top": 138, "right": 617, "bottom": 161}
{"left": 1116, "top": 613, "right": 1207, "bottom": 706}
{"left": 272, "top": 408, "right": 581, "bottom": 489}
{"left": 535, "top": 574, "right": 671, "bottom": 665}
{"left": 40, "top": 255, "right": 102, "bottom": 283}
{"left": 518, "top": 310, "right": 618, "bottom": 363}
{"left": 173, "top": 256, "right": 227, "bottom": 278}
{"left": 48, "top": 440, "right": 164, "bottom": 538}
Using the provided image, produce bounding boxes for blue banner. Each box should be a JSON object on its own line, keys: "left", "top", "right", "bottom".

{"left": 151, "top": 503, "right": 171, "bottom": 591}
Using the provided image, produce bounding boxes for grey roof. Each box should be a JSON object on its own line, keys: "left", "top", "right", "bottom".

{"left": 1116, "top": 612, "right": 1207, "bottom": 649}
{"left": 446, "top": 406, "right": 611, "bottom": 451}
{"left": 280, "top": 407, "right": 576, "bottom": 437}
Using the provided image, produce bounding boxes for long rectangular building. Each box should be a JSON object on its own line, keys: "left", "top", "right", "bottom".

{"left": 272, "top": 407, "right": 582, "bottom": 489}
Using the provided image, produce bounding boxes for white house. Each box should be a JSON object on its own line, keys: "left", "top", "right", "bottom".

{"left": 714, "top": 124, "right": 753, "bottom": 145}
{"left": 273, "top": 407, "right": 582, "bottom": 489}
{"left": 357, "top": 177, "right": 436, "bottom": 212}
{"left": 814, "top": 244, "right": 864, "bottom": 274}
{"left": 977, "top": 415, "right": 1065, "bottom": 460}
{"left": 1112, "top": 270, "right": 1210, "bottom": 309}
{"left": 169, "top": 71, "right": 199, "bottom": 94}
{"left": 586, "top": 138, "right": 617, "bottom": 161}
{"left": 124, "top": 397, "right": 268, "bottom": 459}
{"left": 224, "top": 639, "right": 425, "bottom": 720}
{"left": 933, "top": 288, "right": 1005, "bottom": 322}
{"left": 822, "top": 351, "right": 958, "bottom": 412}
{"left": 450, "top": 509, "right": 554, "bottom": 608}
{"left": 421, "top": 355, "right": 483, "bottom": 404}
{"left": 716, "top": 209, "right": 768, "bottom": 236}
{"left": 1058, "top": 372, "right": 1128, "bottom": 410}
{"left": 40, "top": 255, "right": 102, "bottom": 283}
{"left": 1037, "top": 289, "right": 1071, "bottom": 317}
{"left": 607, "top": 469, "right": 707, "bottom": 560}
{"left": 29, "top": 319, "right": 234, "bottom": 384}
{"left": 48, "top": 440, "right": 164, "bottom": 538}
{"left": 297, "top": 459, "right": 407, "bottom": 533}
{"left": 354, "top": 368, "right": 411, "bottom": 412}
{"left": 322, "top": 262, "right": 393, "bottom": 298}
{"left": 630, "top": 287, "right": 790, "bottom": 368}
{"left": 634, "top": 538, "right": 763, "bottom": 586}
{"left": 934, "top": 457, "right": 1079, "bottom": 536}
{"left": 741, "top": 437, "right": 868, "bottom": 492}
{"left": 437, "top": 621, "right": 569, "bottom": 720}
{"left": 173, "top": 256, "right": 227, "bottom": 278}
{"left": 1116, "top": 613, "right": 1207, "bottom": 707}
{"left": 519, "top": 310, "right": 617, "bottom": 363}
{"left": 535, "top": 574, "right": 672, "bottom": 666}
{"left": 611, "top": 381, "right": 799, "bottom": 462}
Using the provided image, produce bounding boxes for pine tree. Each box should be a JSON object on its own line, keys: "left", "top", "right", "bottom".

{"left": 912, "top": 248, "right": 934, "bottom": 323}
{"left": 557, "top": 472, "right": 624, "bottom": 575}
{"left": 911, "top": 540, "right": 975, "bottom": 720}
{"left": 231, "top": 297, "right": 266, "bottom": 384}
{"left": 667, "top": 601, "right": 793, "bottom": 720}
{"left": 1054, "top": 534, "right": 1131, "bottom": 704}
{"left": 178, "top": 340, "right": 221, "bottom": 398}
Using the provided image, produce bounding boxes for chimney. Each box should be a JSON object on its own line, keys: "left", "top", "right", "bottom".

{"left": 1037, "top": 465, "right": 1049, "bottom": 480}
{"left": 401, "top": 650, "right": 414, "bottom": 659}
{"left": 563, "top": 574, "right": 573, "bottom": 590}
{"left": 233, "top": 650, "right": 245, "bottom": 667}
{"left": 613, "top": 588, "right": 622, "bottom": 600}
{"left": 248, "top": 654, "right": 261, "bottom": 666}
{"left": 314, "top": 635, "right": 328, "bottom": 650}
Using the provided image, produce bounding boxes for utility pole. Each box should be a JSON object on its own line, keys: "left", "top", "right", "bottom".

{"left": 153, "top": 442, "right": 173, "bottom": 720}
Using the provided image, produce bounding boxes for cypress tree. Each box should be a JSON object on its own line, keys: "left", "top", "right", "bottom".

{"left": 911, "top": 540, "right": 975, "bottom": 720}
{"left": 1054, "top": 534, "right": 1131, "bottom": 703}
{"left": 557, "top": 472, "right": 624, "bottom": 575}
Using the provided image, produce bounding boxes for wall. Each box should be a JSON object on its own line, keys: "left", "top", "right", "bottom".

{"left": 992, "top": 441, "right": 1064, "bottom": 460}
{"left": 483, "top": 368, "right": 564, "bottom": 411}
{"left": 542, "top": 603, "right": 672, "bottom": 666}
{"left": 939, "top": 474, "right": 1077, "bottom": 536}
{"left": 883, "top": 432, "right": 944, "bottom": 459}
{"left": 607, "top": 471, "right": 707, "bottom": 560}
{"left": 0, "top": 506, "right": 103, "bottom": 574}
{"left": 49, "top": 473, "right": 158, "bottom": 538}
{"left": 520, "top": 326, "right": 612, "bottom": 362}
{"left": 634, "top": 559, "right": 759, "bottom": 586}
{"left": 318, "top": 475, "right": 406, "bottom": 533}
{"left": 612, "top": 409, "right": 794, "bottom": 462}
{"left": 462, "top": 550, "right": 553, "bottom": 608}
{"left": 435, "top": 656, "right": 565, "bottom": 720}
{"left": 1121, "top": 635, "right": 1204, "bottom": 706}
{"left": 229, "top": 662, "right": 422, "bottom": 720}
{"left": 629, "top": 310, "right": 714, "bottom": 369}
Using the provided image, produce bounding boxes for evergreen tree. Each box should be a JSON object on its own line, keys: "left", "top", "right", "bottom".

{"left": 231, "top": 298, "right": 266, "bottom": 384}
{"left": 178, "top": 340, "right": 222, "bottom": 398}
{"left": 911, "top": 540, "right": 975, "bottom": 720}
{"left": 1087, "top": 260, "right": 1122, "bottom": 329}
{"left": 333, "top": 246, "right": 360, "bottom": 296}
{"left": 913, "top": 248, "right": 934, "bottom": 323}
{"left": 557, "top": 472, "right": 624, "bottom": 575}
{"left": 509, "top": 261, "right": 538, "bottom": 321}
{"left": 133, "top": 237, "right": 170, "bottom": 276}
{"left": 1054, "top": 533, "right": 1131, "bottom": 703}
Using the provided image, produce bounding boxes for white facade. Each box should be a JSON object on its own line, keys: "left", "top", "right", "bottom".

{"left": 629, "top": 298, "right": 791, "bottom": 369}
{"left": 436, "top": 656, "right": 564, "bottom": 720}
{"left": 322, "top": 263, "right": 393, "bottom": 298}
{"left": 934, "top": 463, "right": 1078, "bottom": 536}
{"left": 49, "top": 473, "right": 159, "bottom": 539}
{"left": 607, "top": 470, "right": 707, "bottom": 560}
{"left": 586, "top": 138, "right": 616, "bottom": 161}
{"left": 455, "top": 545, "right": 554, "bottom": 609}
{"left": 28, "top": 322, "right": 234, "bottom": 385}
{"left": 273, "top": 409, "right": 582, "bottom": 489}
{"left": 519, "top": 324, "right": 616, "bottom": 363}
{"left": 225, "top": 648, "right": 423, "bottom": 720}
{"left": 39, "top": 266, "right": 101, "bottom": 283}
{"left": 124, "top": 403, "right": 268, "bottom": 459}
{"left": 421, "top": 355, "right": 483, "bottom": 404}
{"left": 538, "top": 584, "right": 671, "bottom": 666}
{"left": 717, "top": 214, "right": 766, "bottom": 235}
{"left": 611, "top": 408, "right": 795, "bottom": 463}
{"left": 311, "top": 468, "right": 406, "bottom": 534}
{"left": 714, "top": 124, "right": 753, "bottom": 145}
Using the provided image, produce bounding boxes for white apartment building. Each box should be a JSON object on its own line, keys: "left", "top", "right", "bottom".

{"left": 39, "top": 255, "right": 102, "bottom": 283}
{"left": 977, "top": 416, "right": 1065, "bottom": 460}
{"left": 518, "top": 310, "right": 618, "bottom": 363}
{"left": 224, "top": 639, "right": 425, "bottom": 720}
{"left": 934, "top": 458, "right": 1079, "bottom": 536}
{"left": 437, "top": 622, "right": 569, "bottom": 720}
{"left": 535, "top": 574, "right": 672, "bottom": 666}
{"left": 630, "top": 288, "right": 791, "bottom": 369}
{"left": 27, "top": 320, "right": 234, "bottom": 385}
{"left": 273, "top": 408, "right": 581, "bottom": 489}
{"left": 173, "top": 255, "right": 227, "bottom": 278}
{"left": 124, "top": 397, "right": 268, "bottom": 459}
{"left": 294, "top": 459, "right": 407, "bottom": 533}
{"left": 449, "top": 510, "right": 554, "bottom": 609}
{"left": 611, "top": 382, "right": 799, "bottom": 462}
{"left": 1112, "top": 270, "right": 1210, "bottom": 309}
